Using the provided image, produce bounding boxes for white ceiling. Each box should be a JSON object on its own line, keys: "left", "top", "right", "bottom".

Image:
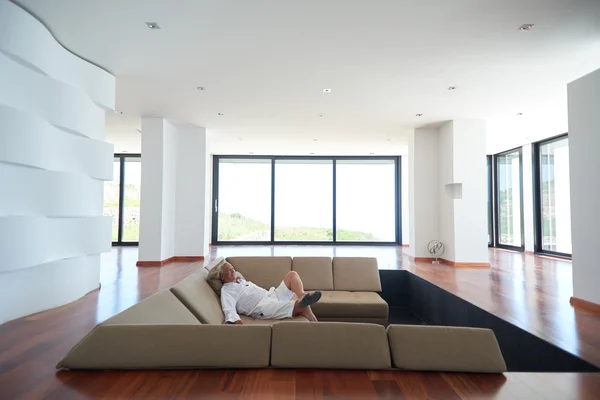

{"left": 14, "top": 0, "right": 600, "bottom": 155}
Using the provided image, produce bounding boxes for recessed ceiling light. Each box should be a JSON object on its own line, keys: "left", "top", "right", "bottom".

{"left": 448, "top": 86, "right": 456, "bottom": 90}
{"left": 122, "top": 150, "right": 128, "bottom": 153}
{"left": 249, "top": 152, "right": 254, "bottom": 155}
{"left": 310, "top": 153, "right": 315, "bottom": 155}
{"left": 146, "top": 22, "right": 160, "bottom": 29}
{"left": 323, "top": 89, "right": 332, "bottom": 93}
{"left": 518, "top": 24, "right": 534, "bottom": 31}
{"left": 369, "top": 153, "right": 375, "bottom": 155}
{"left": 196, "top": 86, "right": 205, "bottom": 91}
{"left": 318, "top": 114, "right": 323, "bottom": 117}
{"left": 387, "top": 139, "right": 391, "bottom": 141}
{"left": 416, "top": 113, "right": 423, "bottom": 117}
{"left": 217, "top": 113, "right": 224, "bottom": 116}
{"left": 238, "top": 138, "right": 242, "bottom": 141}
{"left": 313, "top": 139, "right": 318, "bottom": 142}
{"left": 517, "top": 112, "right": 524, "bottom": 116}
{"left": 136, "top": 129, "right": 142, "bottom": 134}
{"left": 114, "top": 110, "right": 123, "bottom": 114}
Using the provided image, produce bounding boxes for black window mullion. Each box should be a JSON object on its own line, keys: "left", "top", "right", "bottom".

{"left": 117, "top": 156, "right": 125, "bottom": 244}
{"left": 270, "top": 158, "right": 275, "bottom": 242}
{"left": 396, "top": 157, "right": 401, "bottom": 245}
{"left": 332, "top": 159, "right": 337, "bottom": 243}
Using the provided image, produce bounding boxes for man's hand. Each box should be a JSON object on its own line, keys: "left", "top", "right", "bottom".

{"left": 227, "top": 320, "right": 244, "bottom": 325}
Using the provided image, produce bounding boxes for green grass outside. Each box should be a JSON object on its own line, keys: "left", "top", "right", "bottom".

{"left": 218, "top": 213, "right": 380, "bottom": 241}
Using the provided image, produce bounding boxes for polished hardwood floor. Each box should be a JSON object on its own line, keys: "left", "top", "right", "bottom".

{"left": 1, "top": 246, "right": 600, "bottom": 399}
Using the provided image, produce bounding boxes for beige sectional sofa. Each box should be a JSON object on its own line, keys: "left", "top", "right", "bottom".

{"left": 57, "top": 256, "right": 507, "bottom": 373}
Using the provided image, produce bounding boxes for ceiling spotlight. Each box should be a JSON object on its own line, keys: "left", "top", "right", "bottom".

{"left": 136, "top": 129, "right": 142, "bottom": 134}
{"left": 323, "top": 89, "right": 332, "bottom": 93}
{"left": 318, "top": 114, "right": 323, "bottom": 117}
{"left": 369, "top": 153, "right": 375, "bottom": 155}
{"left": 310, "top": 153, "right": 315, "bottom": 155}
{"left": 517, "top": 112, "right": 524, "bottom": 116}
{"left": 387, "top": 139, "right": 391, "bottom": 141}
{"left": 196, "top": 86, "right": 205, "bottom": 91}
{"left": 114, "top": 110, "right": 123, "bottom": 114}
{"left": 448, "top": 86, "right": 456, "bottom": 90}
{"left": 249, "top": 152, "right": 254, "bottom": 155}
{"left": 238, "top": 138, "right": 242, "bottom": 141}
{"left": 313, "top": 139, "right": 318, "bottom": 142}
{"left": 217, "top": 113, "right": 224, "bottom": 116}
{"left": 518, "top": 24, "right": 534, "bottom": 31}
{"left": 146, "top": 22, "right": 161, "bottom": 29}
{"left": 416, "top": 113, "right": 423, "bottom": 117}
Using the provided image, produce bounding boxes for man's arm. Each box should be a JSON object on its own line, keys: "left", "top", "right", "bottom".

{"left": 221, "top": 288, "right": 243, "bottom": 324}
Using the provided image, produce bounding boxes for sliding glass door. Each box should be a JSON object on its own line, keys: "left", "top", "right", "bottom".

{"left": 336, "top": 160, "right": 396, "bottom": 242}
{"left": 216, "top": 159, "right": 272, "bottom": 241}
{"left": 494, "top": 148, "right": 524, "bottom": 250}
{"left": 212, "top": 156, "right": 401, "bottom": 245}
{"left": 534, "top": 135, "right": 571, "bottom": 257}
{"left": 104, "top": 154, "right": 141, "bottom": 245}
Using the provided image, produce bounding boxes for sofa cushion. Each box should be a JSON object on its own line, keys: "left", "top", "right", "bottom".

{"left": 57, "top": 324, "right": 272, "bottom": 370}
{"left": 170, "top": 269, "right": 225, "bottom": 325}
{"left": 292, "top": 257, "right": 333, "bottom": 290}
{"left": 310, "top": 291, "right": 388, "bottom": 319}
{"left": 226, "top": 256, "right": 292, "bottom": 289}
{"left": 387, "top": 325, "right": 507, "bottom": 373}
{"left": 103, "top": 290, "right": 201, "bottom": 325}
{"left": 240, "top": 315, "right": 309, "bottom": 325}
{"left": 333, "top": 257, "right": 381, "bottom": 291}
{"left": 271, "top": 322, "right": 391, "bottom": 369}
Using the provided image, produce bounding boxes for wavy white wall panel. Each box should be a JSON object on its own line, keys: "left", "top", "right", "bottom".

{"left": 0, "top": 216, "right": 111, "bottom": 273}
{"left": 0, "top": 1, "right": 115, "bottom": 109}
{"left": 0, "top": 1, "right": 115, "bottom": 324}
{"left": 0, "top": 255, "right": 101, "bottom": 324}
{"left": 0, "top": 164, "right": 103, "bottom": 217}
{"left": 0, "top": 53, "right": 105, "bottom": 141}
{"left": 0, "top": 106, "right": 113, "bottom": 179}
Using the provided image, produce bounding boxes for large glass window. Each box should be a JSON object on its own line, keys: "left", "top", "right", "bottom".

{"left": 336, "top": 160, "right": 396, "bottom": 242}
{"left": 211, "top": 156, "right": 400, "bottom": 244}
{"left": 103, "top": 158, "right": 121, "bottom": 242}
{"left": 274, "top": 160, "right": 333, "bottom": 241}
{"left": 535, "top": 136, "right": 571, "bottom": 256}
{"left": 495, "top": 148, "right": 523, "bottom": 249}
{"left": 105, "top": 154, "right": 141, "bottom": 245}
{"left": 122, "top": 158, "right": 142, "bottom": 242}
{"left": 216, "top": 159, "right": 272, "bottom": 241}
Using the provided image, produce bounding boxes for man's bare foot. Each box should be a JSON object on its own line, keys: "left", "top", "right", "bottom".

{"left": 299, "top": 291, "right": 322, "bottom": 308}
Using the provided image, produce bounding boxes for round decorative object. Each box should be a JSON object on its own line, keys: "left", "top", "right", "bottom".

{"left": 427, "top": 240, "right": 445, "bottom": 264}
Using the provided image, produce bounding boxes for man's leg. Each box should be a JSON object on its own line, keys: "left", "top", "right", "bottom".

{"left": 283, "top": 271, "right": 306, "bottom": 299}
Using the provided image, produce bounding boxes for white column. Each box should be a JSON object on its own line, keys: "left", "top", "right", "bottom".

{"left": 451, "top": 120, "right": 488, "bottom": 264}
{"left": 175, "top": 125, "right": 211, "bottom": 257}
{"left": 138, "top": 118, "right": 178, "bottom": 262}
{"left": 0, "top": 1, "right": 115, "bottom": 324}
{"left": 568, "top": 68, "right": 600, "bottom": 305}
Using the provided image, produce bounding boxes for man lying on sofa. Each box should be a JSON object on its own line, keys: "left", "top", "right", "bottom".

{"left": 216, "top": 262, "right": 322, "bottom": 324}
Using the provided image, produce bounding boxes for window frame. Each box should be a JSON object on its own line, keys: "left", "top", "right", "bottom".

{"left": 487, "top": 155, "right": 494, "bottom": 247}
{"left": 532, "top": 133, "right": 571, "bottom": 259}
{"left": 211, "top": 155, "right": 401, "bottom": 246}
{"left": 493, "top": 147, "right": 525, "bottom": 251}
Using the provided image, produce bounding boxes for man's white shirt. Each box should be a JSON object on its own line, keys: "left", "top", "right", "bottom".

{"left": 221, "top": 278, "right": 268, "bottom": 323}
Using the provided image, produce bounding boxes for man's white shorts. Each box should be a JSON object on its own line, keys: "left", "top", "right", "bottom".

{"left": 250, "top": 281, "right": 295, "bottom": 320}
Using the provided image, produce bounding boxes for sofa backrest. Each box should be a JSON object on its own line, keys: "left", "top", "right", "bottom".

{"left": 291, "top": 257, "right": 334, "bottom": 290}
{"left": 333, "top": 257, "right": 381, "bottom": 291}
{"left": 226, "top": 256, "right": 292, "bottom": 289}
{"left": 170, "top": 269, "right": 225, "bottom": 325}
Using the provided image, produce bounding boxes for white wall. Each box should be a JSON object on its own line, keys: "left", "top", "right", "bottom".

{"left": 452, "top": 120, "right": 488, "bottom": 263}
{"left": 438, "top": 122, "right": 456, "bottom": 261}
{"left": 408, "top": 128, "right": 439, "bottom": 257}
{"left": 401, "top": 156, "right": 409, "bottom": 245}
{"left": 161, "top": 121, "right": 178, "bottom": 259}
{"left": 0, "top": 1, "right": 114, "bottom": 324}
{"left": 175, "top": 125, "right": 210, "bottom": 256}
{"left": 568, "top": 68, "right": 600, "bottom": 305}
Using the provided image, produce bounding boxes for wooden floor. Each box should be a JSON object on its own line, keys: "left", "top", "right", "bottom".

{"left": 1, "top": 246, "right": 600, "bottom": 399}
